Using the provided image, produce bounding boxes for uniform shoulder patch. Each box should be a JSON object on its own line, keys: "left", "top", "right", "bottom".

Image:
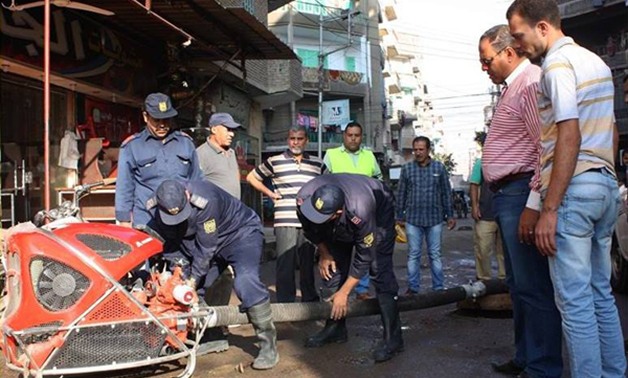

{"left": 350, "top": 215, "right": 362, "bottom": 225}
{"left": 120, "top": 133, "right": 139, "bottom": 148}
{"left": 204, "top": 219, "right": 216, "bottom": 233}
{"left": 146, "top": 196, "right": 157, "bottom": 210}
{"left": 190, "top": 193, "right": 208, "bottom": 209}
{"left": 363, "top": 232, "right": 374, "bottom": 248}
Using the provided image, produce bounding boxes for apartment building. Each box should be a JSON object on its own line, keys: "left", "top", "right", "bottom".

{"left": 266, "top": 0, "right": 387, "bottom": 157}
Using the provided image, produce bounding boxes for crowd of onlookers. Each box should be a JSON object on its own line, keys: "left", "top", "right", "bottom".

{"left": 106, "top": 0, "right": 627, "bottom": 375}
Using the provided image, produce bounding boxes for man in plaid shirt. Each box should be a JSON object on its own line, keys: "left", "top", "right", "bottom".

{"left": 396, "top": 136, "right": 455, "bottom": 295}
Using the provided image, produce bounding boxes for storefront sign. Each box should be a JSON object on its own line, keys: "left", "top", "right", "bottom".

{"left": 322, "top": 99, "right": 350, "bottom": 125}
{"left": 0, "top": 7, "right": 160, "bottom": 98}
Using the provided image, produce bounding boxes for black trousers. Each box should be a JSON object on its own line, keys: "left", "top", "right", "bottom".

{"left": 321, "top": 226, "right": 399, "bottom": 298}
{"left": 275, "top": 227, "right": 318, "bottom": 303}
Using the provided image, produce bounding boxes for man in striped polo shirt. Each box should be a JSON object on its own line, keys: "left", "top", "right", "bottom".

{"left": 479, "top": 24, "right": 562, "bottom": 377}
{"left": 247, "top": 125, "right": 325, "bottom": 303}
{"left": 508, "top": 1, "right": 626, "bottom": 377}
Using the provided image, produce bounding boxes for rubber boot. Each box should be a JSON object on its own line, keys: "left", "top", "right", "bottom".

{"left": 304, "top": 319, "right": 348, "bottom": 348}
{"left": 373, "top": 293, "right": 404, "bottom": 362}
{"left": 247, "top": 300, "right": 279, "bottom": 370}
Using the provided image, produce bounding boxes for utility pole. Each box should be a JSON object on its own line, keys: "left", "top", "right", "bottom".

{"left": 317, "top": 6, "right": 360, "bottom": 158}
{"left": 288, "top": 7, "right": 296, "bottom": 127}
{"left": 483, "top": 85, "right": 501, "bottom": 129}
{"left": 318, "top": 9, "right": 324, "bottom": 158}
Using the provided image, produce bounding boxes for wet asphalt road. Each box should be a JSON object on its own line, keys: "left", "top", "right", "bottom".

{"left": 2, "top": 217, "right": 627, "bottom": 377}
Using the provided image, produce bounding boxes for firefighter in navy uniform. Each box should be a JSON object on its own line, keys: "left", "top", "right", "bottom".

{"left": 115, "top": 92, "right": 203, "bottom": 228}
{"left": 147, "top": 179, "right": 278, "bottom": 370}
{"left": 296, "top": 173, "right": 403, "bottom": 363}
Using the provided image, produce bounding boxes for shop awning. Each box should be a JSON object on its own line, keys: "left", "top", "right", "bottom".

{"left": 268, "top": 0, "right": 294, "bottom": 12}
{"left": 79, "top": 0, "right": 297, "bottom": 61}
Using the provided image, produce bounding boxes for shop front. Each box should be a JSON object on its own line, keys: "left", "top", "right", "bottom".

{"left": 0, "top": 5, "right": 159, "bottom": 225}
{"left": 1, "top": 1, "right": 298, "bottom": 225}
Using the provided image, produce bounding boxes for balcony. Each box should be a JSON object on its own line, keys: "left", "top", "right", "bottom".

{"left": 384, "top": 5, "right": 397, "bottom": 21}
{"left": 253, "top": 59, "right": 304, "bottom": 109}
{"left": 269, "top": 4, "right": 367, "bottom": 36}
{"left": 301, "top": 67, "right": 367, "bottom": 97}
{"left": 399, "top": 125, "right": 417, "bottom": 150}
{"left": 398, "top": 73, "right": 419, "bottom": 90}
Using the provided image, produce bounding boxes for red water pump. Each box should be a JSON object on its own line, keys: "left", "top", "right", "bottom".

{"left": 0, "top": 222, "right": 209, "bottom": 377}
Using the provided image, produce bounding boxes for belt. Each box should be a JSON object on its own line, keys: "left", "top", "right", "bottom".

{"left": 489, "top": 171, "right": 534, "bottom": 193}
{"left": 584, "top": 167, "right": 605, "bottom": 174}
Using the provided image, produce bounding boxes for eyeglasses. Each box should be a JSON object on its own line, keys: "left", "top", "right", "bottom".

{"left": 480, "top": 46, "right": 508, "bottom": 66}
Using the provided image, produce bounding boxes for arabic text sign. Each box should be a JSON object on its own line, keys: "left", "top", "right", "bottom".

{"left": 322, "top": 99, "right": 350, "bottom": 126}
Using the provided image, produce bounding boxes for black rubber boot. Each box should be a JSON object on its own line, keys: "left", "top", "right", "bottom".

{"left": 373, "top": 293, "right": 404, "bottom": 363}
{"left": 247, "top": 300, "right": 279, "bottom": 370}
{"left": 304, "top": 319, "right": 348, "bottom": 348}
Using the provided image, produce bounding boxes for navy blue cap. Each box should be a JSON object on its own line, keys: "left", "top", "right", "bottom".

{"left": 155, "top": 180, "right": 191, "bottom": 225}
{"left": 209, "top": 113, "right": 241, "bottom": 129}
{"left": 300, "top": 185, "right": 345, "bottom": 224}
{"left": 144, "top": 92, "right": 178, "bottom": 119}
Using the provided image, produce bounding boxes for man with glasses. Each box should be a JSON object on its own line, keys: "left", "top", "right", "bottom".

{"left": 508, "top": 0, "right": 625, "bottom": 376}
{"left": 479, "top": 25, "right": 562, "bottom": 377}
{"left": 115, "top": 92, "right": 203, "bottom": 228}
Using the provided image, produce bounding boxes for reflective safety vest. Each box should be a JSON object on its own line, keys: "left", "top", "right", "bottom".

{"left": 325, "top": 147, "right": 377, "bottom": 177}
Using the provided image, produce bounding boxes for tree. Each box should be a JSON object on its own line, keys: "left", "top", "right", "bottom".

{"left": 433, "top": 152, "right": 456, "bottom": 174}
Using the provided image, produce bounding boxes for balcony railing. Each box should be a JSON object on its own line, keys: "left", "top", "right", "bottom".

{"left": 306, "top": 130, "right": 343, "bottom": 144}
{"left": 302, "top": 67, "right": 366, "bottom": 91}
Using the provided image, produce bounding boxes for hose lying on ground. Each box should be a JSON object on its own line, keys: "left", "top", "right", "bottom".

{"left": 207, "top": 279, "right": 508, "bottom": 327}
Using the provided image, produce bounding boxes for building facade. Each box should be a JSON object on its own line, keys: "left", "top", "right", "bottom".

{"left": 0, "top": 0, "right": 299, "bottom": 224}
{"left": 266, "top": 0, "right": 387, "bottom": 157}
{"left": 558, "top": 0, "right": 628, "bottom": 138}
{"left": 378, "top": 0, "right": 439, "bottom": 165}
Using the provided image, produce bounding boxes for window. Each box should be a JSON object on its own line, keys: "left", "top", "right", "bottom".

{"left": 243, "top": 0, "right": 254, "bottom": 14}
{"left": 295, "top": 0, "right": 324, "bottom": 15}
{"left": 297, "top": 49, "right": 317, "bottom": 68}
{"left": 295, "top": 0, "right": 352, "bottom": 15}
{"left": 297, "top": 48, "right": 328, "bottom": 69}
{"left": 345, "top": 56, "right": 356, "bottom": 72}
